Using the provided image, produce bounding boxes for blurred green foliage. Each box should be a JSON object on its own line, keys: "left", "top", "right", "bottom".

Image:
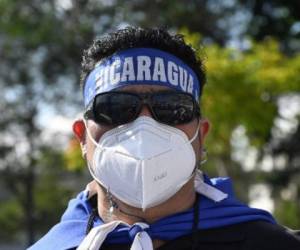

{"left": 0, "top": 147, "right": 76, "bottom": 242}
{"left": 64, "top": 138, "right": 86, "bottom": 172}
{"left": 0, "top": 199, "right": 23, "bottom": 241}
{"left": 203, "top": 38, "right": 300, "bottom": 152}
{"left": 275, "top": 200, "right": 300, "bottom": 229}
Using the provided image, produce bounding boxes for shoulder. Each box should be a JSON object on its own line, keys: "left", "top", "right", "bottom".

{"left": 199, "top": 221, "right": 300, "bottom": 250}
{"left": 242, "top": 220, "right": 300, "bottom": 249}
{"left": 158, "top": 220, "right": 300, "bottom": 250}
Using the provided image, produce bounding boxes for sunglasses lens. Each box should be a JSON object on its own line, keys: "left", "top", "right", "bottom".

{"left": 151, "top": 93, "right": 196, "bottom": 125}
{"left": 93, "top": 92, "right": 140, "bottom": 125}
{"left": 91, "top": 91, "right": 198, "bottom": 126}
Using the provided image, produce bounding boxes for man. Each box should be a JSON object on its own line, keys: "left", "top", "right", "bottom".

{"left": 29, "top": 27, "right": 300, "bottom": 250}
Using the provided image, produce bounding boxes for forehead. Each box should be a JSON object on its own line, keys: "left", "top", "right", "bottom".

{"left": 116, "top": 84, "right": 174, "bottom": 93}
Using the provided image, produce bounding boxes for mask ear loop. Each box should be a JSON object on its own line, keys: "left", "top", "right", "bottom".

{"left": 188, "top": 119, "right": 201, "bottom": 144}
{"left": 188, "top": 119, "right": 208, "bottom": 166}
{"left": 83, "top": 119, "right": 103, "bottom": 149}
{"left": 188, "top": 120, "right": 205, "bottom": 176}
{"left": 82, "top": 118, "right": 109, "bottom": 191}
{"left": 200, "top": 148, "right": 208, "bottom": 165}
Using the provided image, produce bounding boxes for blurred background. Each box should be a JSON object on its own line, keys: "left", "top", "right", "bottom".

{"left": 0, "top": 0, "right": 300, "bottom": 249}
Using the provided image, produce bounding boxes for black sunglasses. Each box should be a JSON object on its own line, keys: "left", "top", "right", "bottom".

{"left": 84, "top": 91, "right": 200, "bottom": 126}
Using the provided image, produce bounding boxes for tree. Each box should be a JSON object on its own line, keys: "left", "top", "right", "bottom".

{"left": 241, "top": 0, "right": 300, "bottom": 53}
{"left": 0, "top": 0, "right": 93, "bottom": 245}
{"left": 102, "top": 0, "right": 300, "bottom": 52}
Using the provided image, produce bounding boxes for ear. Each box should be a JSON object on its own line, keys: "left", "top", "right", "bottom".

{"left": 72, "top": 119, "right": 87, "bottom": 155}
{"left": 198, "top": 118, "right": 210, "bottom": 144}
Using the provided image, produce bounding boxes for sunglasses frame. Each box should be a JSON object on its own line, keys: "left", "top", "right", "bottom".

{"left": 84, "top": 90, "right": 201, "bottom": 126}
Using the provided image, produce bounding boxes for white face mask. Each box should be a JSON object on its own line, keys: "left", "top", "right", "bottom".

{"left": 85, "top": 116, "right": 199, "bottom": 210}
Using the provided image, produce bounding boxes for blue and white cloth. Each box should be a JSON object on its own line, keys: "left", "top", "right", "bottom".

{"left": 28, "top": 171, "right": 276, "bottom": 250}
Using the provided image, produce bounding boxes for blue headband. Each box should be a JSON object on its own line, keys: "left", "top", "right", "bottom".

{"left": 83, "top": 48, "right": 201, "bottom": 107}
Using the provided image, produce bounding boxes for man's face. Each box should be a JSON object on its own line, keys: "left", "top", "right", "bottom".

{"left": 77, "top": 84, "right": 209, "bottom": 169}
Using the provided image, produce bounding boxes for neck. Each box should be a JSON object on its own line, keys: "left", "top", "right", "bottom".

{"left": 96, "top": 177, "right": 196, "bottom": 225}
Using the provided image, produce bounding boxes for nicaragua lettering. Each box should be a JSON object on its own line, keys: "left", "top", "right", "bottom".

{"left": 94, "top": 55, "right": 194, "bottom": 95}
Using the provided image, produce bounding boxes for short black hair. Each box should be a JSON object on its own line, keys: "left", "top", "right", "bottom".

{"left": 80, "top": 27, "right": 206, "bottom": 99}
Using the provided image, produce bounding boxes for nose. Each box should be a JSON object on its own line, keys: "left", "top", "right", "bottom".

{"left": 139, "top": 104, "right": 153, "bottom": 118}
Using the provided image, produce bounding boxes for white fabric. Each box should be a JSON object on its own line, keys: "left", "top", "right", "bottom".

{"left": 77, "top": 222, "right": 152, "bottom": 250}
{"left": 130, "top": 231, "right": 153, "bottom": 250}
{"left": 194, "top": 170, "right": 228, "bottom": 202}
{"left": 85, "top": 116, "right": 198, "bottom": 210}
{"left": 77, "top": 221, "right": 122, "bottom": 250}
